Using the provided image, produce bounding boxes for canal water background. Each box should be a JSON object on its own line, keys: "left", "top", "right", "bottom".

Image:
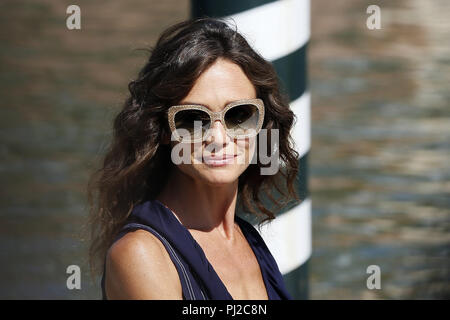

{"left": 0, "top": 0, "right": 448, "bottom": 299}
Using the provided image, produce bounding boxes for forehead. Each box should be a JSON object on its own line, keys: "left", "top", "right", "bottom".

{"left": 179, "top": 59, "right": 257, "bottom": 110}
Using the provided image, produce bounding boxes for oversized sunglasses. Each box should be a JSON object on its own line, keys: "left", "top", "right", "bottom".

{"left": 167, "top": 98, "right": 265, "bottom": 143}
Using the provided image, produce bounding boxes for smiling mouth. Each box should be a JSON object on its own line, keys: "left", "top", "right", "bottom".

{"left": 204, "top": 154, "right": 236, "bottom": 160}
{"left": 203, "top": 154, "right": 237, "bottom": 166}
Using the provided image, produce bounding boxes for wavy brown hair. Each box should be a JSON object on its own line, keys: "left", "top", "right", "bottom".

{"left": 87, "top": 17, "right": 301, "bottom": 276}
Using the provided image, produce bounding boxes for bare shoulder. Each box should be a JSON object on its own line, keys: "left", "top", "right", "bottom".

{"left": 105, "top": 229, "right": 182, "bottom": 300}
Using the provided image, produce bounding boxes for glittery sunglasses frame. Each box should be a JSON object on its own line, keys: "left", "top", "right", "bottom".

{"left": 167, "top": 98, "right": 265, "bottom": 143}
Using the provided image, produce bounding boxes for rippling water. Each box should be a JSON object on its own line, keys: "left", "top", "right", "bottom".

{"left": 0, "top": 0, "right": 448, "bottom": 299}
{"left": 309, "top": 0, "right": 450, "bottom": 299}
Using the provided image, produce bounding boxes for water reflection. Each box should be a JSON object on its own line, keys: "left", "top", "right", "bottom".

{"left": 310, "top": 0, "right": 450, "bottom": 299}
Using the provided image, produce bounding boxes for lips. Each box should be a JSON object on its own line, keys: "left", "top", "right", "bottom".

{"left": 203, "top": 154, "right": 237, "bottom": 167}
{"left": 203, "top": 154, "right": 235, "bottom": 161}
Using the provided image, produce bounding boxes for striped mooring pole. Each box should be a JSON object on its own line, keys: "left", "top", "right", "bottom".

{"left": 191, "top": 0, "right": 311, "bottom": 299}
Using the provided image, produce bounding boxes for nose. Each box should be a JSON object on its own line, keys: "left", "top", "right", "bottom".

{"left": 205, "top": 120, "right": 230, "bottom": 145}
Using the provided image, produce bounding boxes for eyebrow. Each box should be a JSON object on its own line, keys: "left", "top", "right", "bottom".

{"left": 178, "top": 98, "right": 254, "bottom": 110}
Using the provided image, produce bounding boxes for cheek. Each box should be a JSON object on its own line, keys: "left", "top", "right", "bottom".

{"left": 235, "top": 137, "right": 256, "bottom": 164}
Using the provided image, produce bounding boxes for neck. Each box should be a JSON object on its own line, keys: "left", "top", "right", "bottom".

{"left": 156, "top": 167, "right": 239, "bottom": 241}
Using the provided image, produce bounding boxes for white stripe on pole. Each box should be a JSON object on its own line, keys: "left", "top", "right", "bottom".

{"left": 258, "top": 198, "right": 312, "bottom": 274}
{"left": 290, "top": 91, "right": 311, "bottom": 158}
{"left": 224, "top": 0, "right": 310, "bottom": 61}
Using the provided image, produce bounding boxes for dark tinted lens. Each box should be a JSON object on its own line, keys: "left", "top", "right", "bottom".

{"left": 225, "top": 104, "right": 259, "bottom": 135}
{"left": 174, "top": 109, "right": 210, "bottom": 139}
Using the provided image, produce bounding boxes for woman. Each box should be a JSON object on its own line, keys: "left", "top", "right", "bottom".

{"left": 87, "top": 17, "right": 300, "bottom": 300}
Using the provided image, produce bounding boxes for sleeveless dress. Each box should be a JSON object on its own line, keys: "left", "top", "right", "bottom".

{"left": 100, "top": 199, "right": 292, "bottom": 300}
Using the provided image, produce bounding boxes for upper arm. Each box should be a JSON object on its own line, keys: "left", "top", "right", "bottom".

{"left": 105, "top": 229, "right": 183, "bottom": 300}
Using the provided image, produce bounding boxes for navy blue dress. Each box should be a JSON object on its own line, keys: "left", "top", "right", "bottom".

{"left": 101, "top": 199, "right": 292, "bottom": 300}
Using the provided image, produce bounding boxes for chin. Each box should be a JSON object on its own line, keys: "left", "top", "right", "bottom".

{"left": 201, "top": 168, "right": 240, "bottom": 186}
{"left": 177, "top": 154, "right": 251, "bottom": 186}
{"left": 192, "top": 164, "right": 246, "bottom": 186}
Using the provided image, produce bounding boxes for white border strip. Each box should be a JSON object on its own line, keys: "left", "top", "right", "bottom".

{"left": 225, "top": 0, "right": 310, "bottom": 61}
{"left": 257, "top": 198, "right": 312, "bottom": 275}
{"left": 290, "top": 91, "right": 311, "bottom": 159}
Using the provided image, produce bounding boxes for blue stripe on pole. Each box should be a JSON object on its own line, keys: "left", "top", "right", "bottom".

{"left": 294, "top": 152, "right": 309, "bottom": 206}
{"left": 283, "top": 258, "right": 309, "bottom": 299}
{"left": 267, "top": 152, "right": 309, "bottom": 216}
{"left": 272, "top": 43, "right": 308, "bottom": 102}
{"left": 191, "top": 0, "right": 277, "bottom": 18}
{"left": 238, "top": 152, "right": 309, "bottom": 223}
